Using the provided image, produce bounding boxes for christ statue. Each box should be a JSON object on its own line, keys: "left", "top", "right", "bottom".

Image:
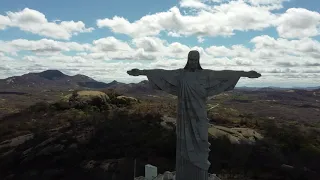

{"left": 127, "top": 50, "right": 261, "bottom": 180}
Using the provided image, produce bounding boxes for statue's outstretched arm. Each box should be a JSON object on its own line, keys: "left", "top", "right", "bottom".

{"left": 139, "top": 69, "right": 163, "bottom": 76}
{"left": 207, "top": 70, "right": 261, "bottom": 79}
{"left": 127, "top": 68, "right": 170, "bottom": 76}
{"left": 127, "top": 68, "right": 180, "bottom": 96}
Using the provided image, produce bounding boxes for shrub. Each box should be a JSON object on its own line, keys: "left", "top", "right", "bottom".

{"left": 52, "top": 101, "right": 71, "bottom": 111}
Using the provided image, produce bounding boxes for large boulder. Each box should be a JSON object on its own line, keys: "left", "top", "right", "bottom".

{"left": 208, "top": 125, "right": 263, "bottom": 144}
{"left": 62, "top": 90, "right": 110, "bottom": 108}
{"left": 114, "top": 95, "right": 139, "bottom": 105}
{"left": 160, "top": 116, "right": 263, "bottom": 145}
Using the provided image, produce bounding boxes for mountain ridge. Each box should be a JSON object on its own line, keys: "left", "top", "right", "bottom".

{"left": 1, "top": 70, "right": 319, "bottom": 92}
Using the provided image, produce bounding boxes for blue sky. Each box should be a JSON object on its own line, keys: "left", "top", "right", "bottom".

{"left": 0, "top": 0, "right": 319, "bottom": 87}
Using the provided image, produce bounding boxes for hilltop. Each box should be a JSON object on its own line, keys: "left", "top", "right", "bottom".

{"left": 0, "top": 89, "right": 319, "bottom": 180}
{"left": 0, "top": 70, "right": 319, "bottom": 179}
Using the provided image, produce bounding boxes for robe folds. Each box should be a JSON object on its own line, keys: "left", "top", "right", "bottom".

{"left": 145, "top": 68, "right": 241, "bottom": 180}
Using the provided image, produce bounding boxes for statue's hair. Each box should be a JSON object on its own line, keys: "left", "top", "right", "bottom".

{"left": 183, "top": 50, "right": 203, "bottom": 70}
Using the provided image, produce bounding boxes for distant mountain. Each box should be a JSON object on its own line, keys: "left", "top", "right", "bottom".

{"left": 37, "top": 70, "right": 68, "bottom": 80}
{"left": 293, "top": 86, "right": 320, "bottom": 90}
{"left": 0, "top": 70, "right": 111, "bottom": 91}
{"left": 257, "top": 87, "right": 278, "bottom": 92}
{"left": 236, "top": 86, "right": 320, "bottom": 92}
{"left": 235, "top": 86, "right": 259, "bottom": 91}
{"left": 1, "top": 70, "right": 319, "bottom": 95}
{"left": 0, "top": 70, "right": 161, "bottom": 96}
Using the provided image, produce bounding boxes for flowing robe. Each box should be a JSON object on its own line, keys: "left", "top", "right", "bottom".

{"left": 144, "top": 68, "right": 241, "bottom": 180}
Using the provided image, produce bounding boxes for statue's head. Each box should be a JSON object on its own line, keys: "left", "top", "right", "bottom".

{"left": 184, "top": 50, "right": 203, "bottom": 71}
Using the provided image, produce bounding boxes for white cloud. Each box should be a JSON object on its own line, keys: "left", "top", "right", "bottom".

{"left": 0, "top": 15, "right": 10, "bottom": 30}
{"left": 83, "top": 52, "right": 109, "bottom": 60}
{"left": 1, "top": 34, "right": 320, "bottom": 86}
{"left": 97, "top": 1, "right": 277, "bottom": 38}
{"left": 97, "top": 15, "right": 162, "bottom": 37}
{"left": 202, "top": 35, "right": 320, "bottom": 71}
{"left": 245, "top": 0, "right": 288, "bottom": 5}
{"left": 167, "top": 42, "right": 190, "bottom": 53}
{"left": 168, "top": 31, "right": 182, "bottom": 37}
{"left": 132, "top": 48, "right": 158, "bottom": 60}
{"left": 132, "top": 37, "right": 166, "bottom": 52}
{"left": 164, "top": 42, "right": 191, "bottom": 59}
{"left": 274, "top": 8, "right": 320, "bottom": 39}
{"left": 0, "top": 39, "right": 92, "bottom": 54}
{"left": 96, "top": 0, "right": 320, "bottom": 40}
{"left": 250, "top": 35, "right": 320, "bottom": 58}
{"left": 0, "top": 8, "right": 94, "bottom": 40}
{"left": 206, "top": 45, "right": 252, "bottom": 58}
{"left": 91, "top": 37, "right": 133, "bottom": 52}
{"left": 205, "top": 45, "right": 230, "bottom": 56}
{"left": 86, "top": 37, "right": 166, "bottom": 61}
{"left": 0, "top": 41, "right": 17, "bottom": 56}
{"left": 205, "top": 45, "right": 256, "bottom": 68}
{"left": 197, "top": 36, "right": 205, "bottom": 43}
{"left": 180, "top": 0, "right": 209, "bottom": 9}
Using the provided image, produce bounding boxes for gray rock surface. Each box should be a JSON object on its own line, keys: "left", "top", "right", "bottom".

{"left": 208, "top": 125, "right": 263, "bottom": 144}
{"left": 0, "top": 134, "right": 34, "bottom": 149}
{"left": 63, "top": 90, "right": 110, "bottom": 106}
{"left": 161, "top": 116, "right": 263, "bottom": 145}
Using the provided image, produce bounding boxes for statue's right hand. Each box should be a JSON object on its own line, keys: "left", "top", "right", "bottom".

{"left": 247, "top": 71, "right": 261, "bottom": 78}
{"left": 127, "top": 68, "right": 141, "bottom": 76}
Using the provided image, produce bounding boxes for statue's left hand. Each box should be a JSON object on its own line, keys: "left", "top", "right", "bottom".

{"left": 127, "top": 68, "right": 141, "bottom": 76}
{"left": 246, "top": 71, "right": 261, "bottom": 78}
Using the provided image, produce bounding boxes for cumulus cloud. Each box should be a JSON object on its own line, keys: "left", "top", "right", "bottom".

{"left": 132, "top": 37, "right": 166, "bottom": 52}
{"left": 206, "top": 45, "right": 252, "bottom": 58}
{"left": 0, "top": 15, "right": 10, "bottom": 29}
{"left": 0, "top": 8, "right": 94, "bottom": 39}
{"left": 91, "top": 37, "right": 133, "bottom": 52}
{"left": 0, "top": 39, "right": 92, "bottom": 55}
{"left": 274, "top": 8, "right": 320, "bottom": 39}
{"left": 250, "top": 35, "right": 320, "bottom": 59}
{"left": 97, "top": 1, "right": 277, "bottom": 38}
{"left": 197, "top": 36, "right": 205, "bottom": 43}
{"left": 180, "top": 0, "right": 209, "bottom": 10}
{"left": 96, "top": 0, "right": 320, "bottom": 40}
{"left": 167, "top": 42, "right": 190, "bottom": 53}
{"left": 245, "top": 0, "right": 290, "bottom": 5}
{"left": 2, "top": 34, "right": 320, "bottom": 86}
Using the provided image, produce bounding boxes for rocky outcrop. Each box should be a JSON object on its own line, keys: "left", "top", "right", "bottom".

{"left": 208, "top": 125, "right": 263, "bottom": 144}
{"left": 0, "top": 134, "right": 34, "bottom": 158}
{"left": 160, "top": 116, "right": 263, "bottom": 144}
{"left": 61, "top": 90, "right": 110, "bottom": 108}
{"left": 114, "top": 95, "right": 139, "bottom": 105}
{"left": 0, "top": 134, "right": 34, "bottom": 149}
